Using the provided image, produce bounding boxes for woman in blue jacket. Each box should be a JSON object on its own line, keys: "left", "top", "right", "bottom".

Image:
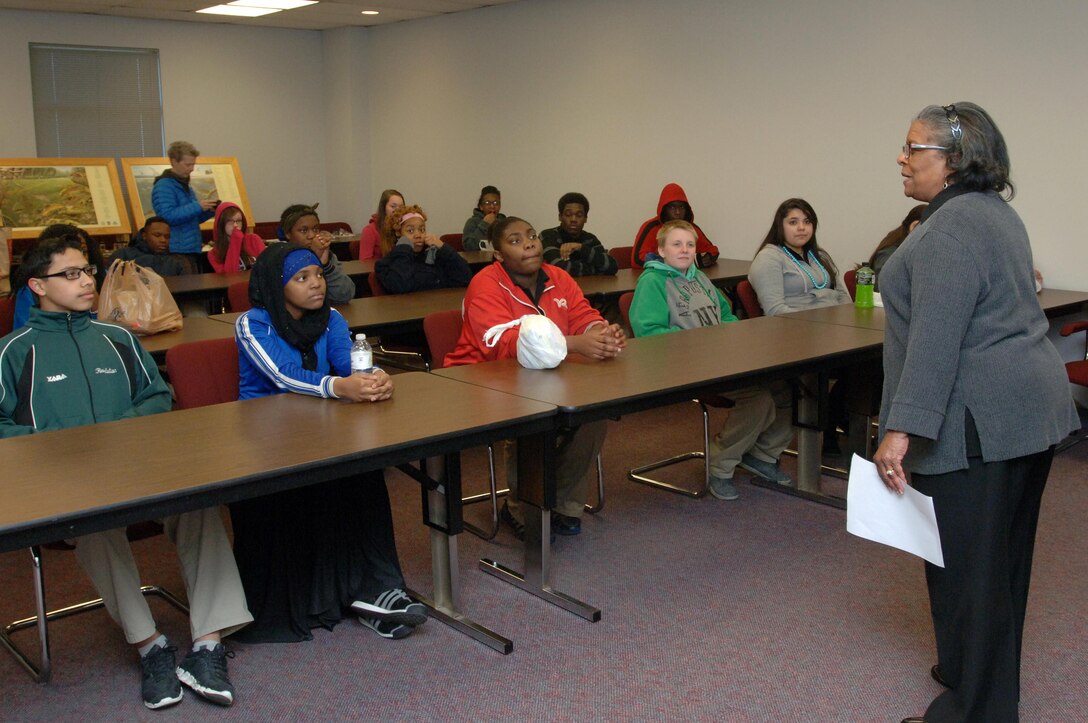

{"left": 232, "top": 244, "right": 427, "bottom": 642}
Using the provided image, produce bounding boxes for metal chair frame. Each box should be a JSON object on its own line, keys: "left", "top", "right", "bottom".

{"left": 2, "top": 541, "right": 189, "bottom": 683}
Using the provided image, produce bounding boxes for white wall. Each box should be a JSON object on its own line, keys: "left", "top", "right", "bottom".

{"left": 364, "top": 0, "right": 1088, "bottom": 292}
{"left": 0, "top": 9, "right": 328, "bottom": 227}
{"left": 2, "top": 0, "right": 1087, "bottom": 295}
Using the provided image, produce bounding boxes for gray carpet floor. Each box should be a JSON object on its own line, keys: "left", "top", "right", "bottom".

{"left": 1, "top": 402, "right": 1084, "bottom": 721}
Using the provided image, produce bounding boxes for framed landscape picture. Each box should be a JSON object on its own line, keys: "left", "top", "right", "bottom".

{"left": 121, "top": 156, "right": 253, "bottom": 231}
{"left": 0, "top": 158, "right": 130, "bottom": 239}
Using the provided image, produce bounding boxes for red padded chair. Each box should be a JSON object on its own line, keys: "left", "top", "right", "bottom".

{"left": 617, "top": 293, "right": 729, "bottom": 498}
{"left": 609, "top": 245, "right": 633, "bottom": 270}
{"left": 166, "top": 337, "right": 240, "bottom": 410}
{"left": 423, "top": 309, "right": 504, "bottom": 539}
{"left": 0, "top": 295, "right": 15, "bottom": 337}
{"left": 440, "top": 234, "right": 464, "bottom": 252}
{"left": 844, "top": 269, "right": 857, "bottom": 301}
{"left": 735, "top": 280, "right": 764, "bottom": 319}
{"left": 227, "top": 281, "right": 251, "bottom": 313}
{"left": 1061, "top": 321, "right": 1088, "bottom": 388}
{"left": 368, "top": 272, "right": 386, "bottom": 297}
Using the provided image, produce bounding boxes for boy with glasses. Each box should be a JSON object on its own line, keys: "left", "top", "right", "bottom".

{"left": 0, "top": 234, "right": 252, "bottom": 710}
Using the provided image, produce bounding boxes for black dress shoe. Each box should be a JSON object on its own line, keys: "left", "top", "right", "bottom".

{"left": 551, "top": 512, "right": 582, "bottom": 536}
{"left": 931, "top": 664, "right": 951, "bottom": 688}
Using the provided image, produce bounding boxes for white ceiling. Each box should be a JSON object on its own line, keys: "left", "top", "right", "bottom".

{"left": 0, "top": 0, "right": 521, "bottom": 30}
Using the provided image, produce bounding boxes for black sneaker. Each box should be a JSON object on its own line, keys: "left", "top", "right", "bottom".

{"left": 358, "top": 616, "right": 414, "bottom": 639}
{"left": 350, "top": 588, "right": 428, "bottom": 627}
{"left": 551, "top": 512, "right": 582, "bottom": 536}
{"left": 176, "top": 644, "right": 236, "bottom": 707}
{"left": 500, "top": 501, "right": 526, "bottom": 541}
{"left": 141, "top": 644, "right": 183, "bottom": 710}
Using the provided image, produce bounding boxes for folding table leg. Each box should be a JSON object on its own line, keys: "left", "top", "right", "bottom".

{"left": 409, "top": 453, "right": 513, "bottom": 654}
{"left": 0, "top": 546, "right": 52, "bottom": 683}
{"left": 478, "top": 430, "right": 601, "bottom": 622}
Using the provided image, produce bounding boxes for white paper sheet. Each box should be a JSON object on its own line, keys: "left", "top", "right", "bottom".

{"left": 846, "top": 454, "right": 944, "bottom": 567}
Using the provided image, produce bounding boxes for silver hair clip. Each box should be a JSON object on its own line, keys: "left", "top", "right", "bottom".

{"left": 943, "top": 104, "right": 962, "bottom": 141}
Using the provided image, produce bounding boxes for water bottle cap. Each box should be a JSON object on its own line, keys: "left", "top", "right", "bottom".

{"left": 355, "top": 333, "right": 366, "bottom": 341}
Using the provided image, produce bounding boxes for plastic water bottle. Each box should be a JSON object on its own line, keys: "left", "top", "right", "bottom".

{"left": 855, "top": 263, "right": 875, "bottom": 309}
{"left": 350, "top": 333, "right": 374, "bottom": 373}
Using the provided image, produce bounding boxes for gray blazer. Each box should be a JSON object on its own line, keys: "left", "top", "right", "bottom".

{"left": 878, "top": 191, "right": 1077, "bottom": 474}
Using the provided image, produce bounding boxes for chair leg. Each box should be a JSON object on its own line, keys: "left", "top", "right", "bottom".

{"left": 462, "top": 443, "right": 508, "bottom": 541}
{"left": 1, "top": 546, "right": 190, "bottom": 684}
{"left": 584, "top": 454, "right": 605, "bottom": 513}
{"left": 627, "top": 400, "right": 710, "bottom": 498}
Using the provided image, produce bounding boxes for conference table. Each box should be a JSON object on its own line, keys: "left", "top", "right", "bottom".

{"left": 0, "top": 373, "right": 557, "bottom": 680}
{"left": 576, "top": 259, "right": 751, "bottom": 301}
{"left": 139, "top": 316, "right": 239, "bottom": 362}
{"left": 165, "top": 252, "right": 497, "bottom": 306}
{"left": 778, "top": 287, "right": 1088, "bottom": 331}
{"left": 433, "top": 316, "right": 885, "bottom": 620}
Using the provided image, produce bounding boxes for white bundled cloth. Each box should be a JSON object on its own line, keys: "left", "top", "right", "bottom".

{"left": 482, "top": 314, "right": 568, "bottom": 369}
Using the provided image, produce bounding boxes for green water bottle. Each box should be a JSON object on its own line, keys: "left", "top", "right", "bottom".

{"left": 855, "top": 263, "right": 875, "bottom": 309}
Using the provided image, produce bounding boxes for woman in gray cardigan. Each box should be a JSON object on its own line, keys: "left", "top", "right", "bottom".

{"left": 879, "top": 103, "right": 1078, "bottom": 723}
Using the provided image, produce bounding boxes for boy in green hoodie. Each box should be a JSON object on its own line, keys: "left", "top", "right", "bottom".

{"left": 0, "top": 234, "right": 252, "bottom": 709}
{"left": 629, "top": 220, "right": 793, "bottom": 500}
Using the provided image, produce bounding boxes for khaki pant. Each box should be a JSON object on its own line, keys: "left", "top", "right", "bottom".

{"left": 503, "top": 420, "right": 608, "bottom": 520}
{"left": 72, "top": 506, "right": 252, "bottom": 644}
{"left": 708, "top": 383, "right": 793, "bottom": 479}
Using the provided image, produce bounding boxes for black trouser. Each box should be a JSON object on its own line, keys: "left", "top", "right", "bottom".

{"left": 912, "top": 447, "right": 1054, "bottom": 723}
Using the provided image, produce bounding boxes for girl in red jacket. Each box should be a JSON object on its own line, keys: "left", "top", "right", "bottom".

{"left": 208, "top": 202, "right": 266, "bottom": 273}
{"left": 446, "top": 216, "right": 625, "bottom": 537}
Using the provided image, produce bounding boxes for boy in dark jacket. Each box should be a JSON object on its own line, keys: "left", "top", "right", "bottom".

{"left": 632, "top": 182, "right": 719, "bottom": 269}
{"left": 0, "top": 234, "right": 252, "bottom": 710}
{"left": 112, "top": 216, "right": 200, "bottom": 276}
{"left": 540, "top": 192, "right": 618, "bottom": 277}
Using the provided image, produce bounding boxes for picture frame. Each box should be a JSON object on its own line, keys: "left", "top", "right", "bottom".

{"left": 121, "top": 156, "right": 253, "bottom": 232}
{"left": 0, "top": 158, "right": 130, "bottom": 239}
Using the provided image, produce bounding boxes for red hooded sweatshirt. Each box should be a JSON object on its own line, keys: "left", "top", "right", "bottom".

{"left": 208, "top": 202, "right": 267, "bottom": 273}
{"left": 632, "top": 183, "right": 719, "bottom": 269}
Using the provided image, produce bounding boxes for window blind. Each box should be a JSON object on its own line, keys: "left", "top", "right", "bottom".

{"left": 29, "top": 43, "right": 164, "bottom": 158}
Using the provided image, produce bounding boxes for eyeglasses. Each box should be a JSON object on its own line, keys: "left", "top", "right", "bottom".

{"left": 480, "top": 200, "right": 500, "bottom": 207}
{"left": 37, "top": 264, "right": 97, "bottom": 281}
{"left": 902, "top": 143, "right": 948, "bottom": 158}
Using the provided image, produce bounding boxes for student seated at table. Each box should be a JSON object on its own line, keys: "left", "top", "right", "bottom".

{"left": 461, "top": 185, "right": 506, "bottom": 251}
{"left": 747, "top": 198, "right": 851, "bottom": 316}
{"left": 749, "top": 198, "right": 873, "bottom": 454}
{"left": 277, "top": 203, "right": 355, "bottom": 304}
{"left": 445, "top": 217, "right": 626, "bottom": 537}
{"left": 630, "top": 220, "right": 793, "bottom": 500}
{"left": 539, "top": 192, "right": 618, "bottom": 277}
{"left": 207, "top": 202, "right": 266, "bottom": 273}
{"left": 11, "top": 223, "right": 108, "bottom": 330}
{"left": 112, "top": 216, "right": 201, "bottom": 276}
{"left": 233, "top": 244, "right": 427, "bottom": 642}
{"left": 632, "top": 182, "right": 719, "bottom": 269}
{"left": 0, "top": 233, "right": 252, "bottom": 710}
{"left": 358, "top": 188, "right": 404, "bottom": 260}
{"left": 374, "top": 205, "right": 472, "bottom": 294}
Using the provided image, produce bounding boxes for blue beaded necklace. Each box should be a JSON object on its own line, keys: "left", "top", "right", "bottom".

{"left": 780, "top": 246, "right": 829, "bottom": 290}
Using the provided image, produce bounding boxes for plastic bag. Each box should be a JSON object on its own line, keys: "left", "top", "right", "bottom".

{"left": 482, "top": 314, "right": 567, "bottom": 369}
{"left": 98, "top": 259, "right": 183, "bottom": 335}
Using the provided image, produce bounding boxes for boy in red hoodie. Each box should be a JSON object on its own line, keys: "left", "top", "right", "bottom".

{"left": 445, "top": 216, "right": 625, "bottom": 537}
{"left": 632, "top": 182, "right": 719, "bottom": 268}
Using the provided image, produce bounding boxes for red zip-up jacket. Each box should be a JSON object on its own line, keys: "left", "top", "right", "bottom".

{"left": 443, "top": 261, "right": 605, "bottom": 367}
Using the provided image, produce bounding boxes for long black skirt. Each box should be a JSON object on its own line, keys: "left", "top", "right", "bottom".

{"left": 227, "top": 469, "right": 406, "bottom": 643}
